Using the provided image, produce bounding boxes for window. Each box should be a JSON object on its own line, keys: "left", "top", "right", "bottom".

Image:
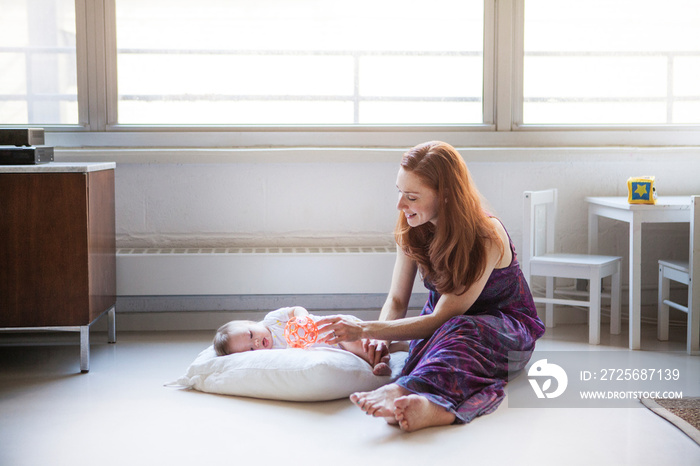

{"left": 0, "top": 0, "right": 78, "bottom": 125}
{"left": 1, "top": 0, "right": 699, "bottom": 144}
{"left": 522, "top": 0, "right": 700, "bottom": 125}
{"left": 115, "top": 0, "right": 484, "bottom": 125}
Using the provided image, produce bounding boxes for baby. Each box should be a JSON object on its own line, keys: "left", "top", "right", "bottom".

{"left": 213, "top": 306, "right": 399, "bottom": 376}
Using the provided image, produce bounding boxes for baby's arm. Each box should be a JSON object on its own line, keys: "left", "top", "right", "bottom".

{"left": 285, "top": 306, "right": 309, "bottom": 320}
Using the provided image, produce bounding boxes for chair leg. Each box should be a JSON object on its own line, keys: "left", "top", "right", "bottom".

{"left": 689, "top": 270, "right": 699, "bottom": 354}
{"left": 689, "top": 295, "right": 699, "bottom": 354}
{"left": 589, "top": 275, "right": 601, "bottom": 345}
{"left": 658, "top": 266, "right": 670, "bottom": 341}
{"left": 545, "top": 276, "right": 555, "bottom": 328}
{"left": 611, "top": 267, "right": 621, "bottom": 335}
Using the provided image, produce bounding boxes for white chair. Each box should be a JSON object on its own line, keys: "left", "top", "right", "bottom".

{"left": 522, "top": 189, "right": 622, "bottom": 345}
{"left": 657, "top": 195, "right": 700, "bottom": 354}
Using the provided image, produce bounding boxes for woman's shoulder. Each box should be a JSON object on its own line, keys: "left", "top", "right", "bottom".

{"left": 484, "top": 215, "right": 505, "bottom": 236}
{"left": 487, "top": 217, "right": 513, "bottom": 268}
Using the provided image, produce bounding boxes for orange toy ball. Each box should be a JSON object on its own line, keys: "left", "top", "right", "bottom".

{"left": 284, "top": 316, "right": 319, "bottom": 348}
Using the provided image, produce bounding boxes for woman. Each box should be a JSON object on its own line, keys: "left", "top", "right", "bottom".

{"left": 317, "top": 141, "right": 544, "bottom": 432}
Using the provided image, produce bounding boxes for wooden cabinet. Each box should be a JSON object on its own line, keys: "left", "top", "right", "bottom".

{"left": 0, "top": 163, "right": 117, "bottom": 372}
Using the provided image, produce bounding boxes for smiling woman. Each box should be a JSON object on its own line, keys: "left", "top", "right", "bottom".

{"left": 316, "top": 141, "right": 545, "bottom": 432}
{"left": 396, "top": 167, "right": 441, "bottom": 227}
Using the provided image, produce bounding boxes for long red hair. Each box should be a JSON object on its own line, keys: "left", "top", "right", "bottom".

{"left": 395, "top": 141, "right": 501, "bottom": 295}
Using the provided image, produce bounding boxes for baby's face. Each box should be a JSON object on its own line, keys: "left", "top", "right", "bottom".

{"left": 227, "top": 322, "right": 273, "bottom": 354}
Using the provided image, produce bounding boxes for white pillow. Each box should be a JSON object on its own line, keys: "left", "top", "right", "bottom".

{"left": 170, "top": 346, "right": 408, "bottom": 402}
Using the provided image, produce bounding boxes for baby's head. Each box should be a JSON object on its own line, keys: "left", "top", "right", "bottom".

{"left": 213, "top": 320, "right": 274, "bottom": 356}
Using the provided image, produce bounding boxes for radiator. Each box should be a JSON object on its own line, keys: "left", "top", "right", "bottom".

{"left": 116, "top": 246, "right": 421, "bottom": 296}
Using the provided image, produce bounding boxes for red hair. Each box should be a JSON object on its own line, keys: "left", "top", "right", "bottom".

{"left": 395, "top": 141, "right": 501, "bottom": 295}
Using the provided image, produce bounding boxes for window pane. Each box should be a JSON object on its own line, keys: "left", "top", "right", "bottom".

{"left": 523, "top": 0, "right": 700, "bottom": 125}
{"left": 115, "top": 0, "right": 483, "bottom": 125}
{"left": 0, "top": 0, "right": 78, "bottom": 125}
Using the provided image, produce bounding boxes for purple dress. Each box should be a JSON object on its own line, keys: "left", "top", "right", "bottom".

{"left": 395, "top": 223, "right": 545, "bottom": 424}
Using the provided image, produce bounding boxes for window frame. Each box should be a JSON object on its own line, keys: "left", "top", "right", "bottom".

{"left": 7, "top": 0, "right": 700, "bottom": 148}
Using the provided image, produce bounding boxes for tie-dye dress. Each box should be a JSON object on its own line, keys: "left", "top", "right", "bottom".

{"left": 395, "top": 224, "right": 545, "bottom": 424}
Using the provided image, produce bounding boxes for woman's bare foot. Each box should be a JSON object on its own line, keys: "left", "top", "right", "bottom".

{"left": 350, "top": 383, "right": 409, "bottom": 419}
{"left": 394, "top": 394, "right": 456, "bottom": 432}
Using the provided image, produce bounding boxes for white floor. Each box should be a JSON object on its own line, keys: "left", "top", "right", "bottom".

{"left": 1, "top": 321, "right": 698, "bottom": 466}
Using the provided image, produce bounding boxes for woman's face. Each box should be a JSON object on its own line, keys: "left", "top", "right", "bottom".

{"left": 396, "top": 167, "right": 440, "bottom": 227}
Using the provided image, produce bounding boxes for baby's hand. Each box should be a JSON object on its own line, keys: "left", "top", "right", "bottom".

{"left": 371, "top": 353, "right": 392, "bottom": 376}
{"left": 363, "top": 339, "right": 390, "bottom": 366}
{"left": 288, "top": 306, "right": 309, "bottom": 319}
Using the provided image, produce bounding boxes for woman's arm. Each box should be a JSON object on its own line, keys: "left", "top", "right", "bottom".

{"left": 316, "top": 248, "right": 416, "bottom": 348}
{"left": 359, "top": 266, "right": 491, "bottom": 342}
{"left": 363, "top": 249, "right": 416, "bottom": 363}
{"left": 319, "top": 224, "right": 508, "bottom": 343}
{"left": 378, "top": 248, "right": 418, "bottom": 322}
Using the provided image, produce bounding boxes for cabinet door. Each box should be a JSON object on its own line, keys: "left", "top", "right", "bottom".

{"left": 0, "top": 173, "right": 90, "bottom": 326}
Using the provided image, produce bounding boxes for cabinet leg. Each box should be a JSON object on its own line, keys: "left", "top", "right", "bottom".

{"left": 108, "top": 307, "right": 116, "bottom": 344}
{"left": 80, "top": 326, "right": 90, "bottom": 373}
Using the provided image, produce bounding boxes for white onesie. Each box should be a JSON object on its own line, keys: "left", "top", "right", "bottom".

{"left": 261, "top": 307, "right": 359, "bottom": 349}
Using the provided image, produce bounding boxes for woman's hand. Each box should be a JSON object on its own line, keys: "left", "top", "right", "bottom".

{"left": 316, "top": 315, "right": 365, "bottom": 345}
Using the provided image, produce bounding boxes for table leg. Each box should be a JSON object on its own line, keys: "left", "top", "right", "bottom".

{"left": 629, "top": 218, "right": 642, "bottom": 350}
{"left": 588, "top": 209, "right": 599, "bottom": 254}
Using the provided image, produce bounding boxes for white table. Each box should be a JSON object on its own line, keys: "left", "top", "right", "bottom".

{"left": 586, "top": 196, "right": 692, "bottom": 349}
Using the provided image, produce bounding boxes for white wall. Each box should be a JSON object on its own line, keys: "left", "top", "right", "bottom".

{"left": 58, "top": 146, "right": 699, "bottom": 323}
{"left": 107, "top": 147, "right": 698, "bottom": 256}
{"left": 114, "top": 160, "right": 399, "bottom": 248}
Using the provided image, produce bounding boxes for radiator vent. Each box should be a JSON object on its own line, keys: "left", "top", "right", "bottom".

{"left": 118, "top": 246, "right": 394, "bottom": 255}
{"left": 116, "top": 246, "right": 418, "bottom": 296}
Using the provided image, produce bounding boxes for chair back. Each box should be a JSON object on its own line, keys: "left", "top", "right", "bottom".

{"left": 522, "top": 189, "right": 558, "bottom": 285}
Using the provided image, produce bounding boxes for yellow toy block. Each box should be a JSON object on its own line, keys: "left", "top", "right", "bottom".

{"left": 627, "top": 176, "right": 657, "bottom": 204}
